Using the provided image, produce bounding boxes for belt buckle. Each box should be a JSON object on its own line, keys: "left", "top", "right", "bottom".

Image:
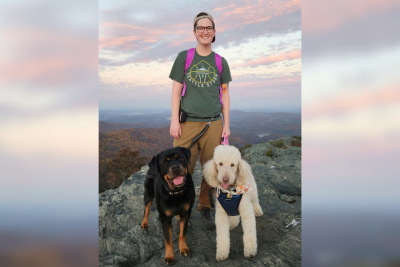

{"left": 227, "top": 193, "right": 232, "bottom": 198}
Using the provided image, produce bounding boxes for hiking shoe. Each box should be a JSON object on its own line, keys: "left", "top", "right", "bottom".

{"left": 199, "top": 207, "right": 215, "bottom": 230}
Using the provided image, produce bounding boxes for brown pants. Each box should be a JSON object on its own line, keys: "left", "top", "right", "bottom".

{"left": 173, "top": 119, "right": 223, "bottom": 210}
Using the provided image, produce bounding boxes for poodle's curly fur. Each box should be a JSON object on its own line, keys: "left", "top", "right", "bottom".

{"left": 203, "top": 145, "right": 263, "bottom": 261}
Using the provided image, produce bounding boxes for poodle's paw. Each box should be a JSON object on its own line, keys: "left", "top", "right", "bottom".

{"left": 229, "top": 216, "right": 240, "bottom": 230}
{"left": 244, "top": 243, "right": 257, "bottom": 258}
{"left": 253, "top": 204, "right": 263, "bottom": 217}
{"left": 244, "top": 247, "right": 257, "bottom": 258}
{"left": 216, "top": 251, "right": 229, "bottom": 261}
{"left": 216, "top": 246, "right": 229, "bottom": 261}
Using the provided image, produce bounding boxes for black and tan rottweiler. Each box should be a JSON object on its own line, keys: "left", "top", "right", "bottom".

{"left": 141, "top": 147, "right": 195, "bottom": 265}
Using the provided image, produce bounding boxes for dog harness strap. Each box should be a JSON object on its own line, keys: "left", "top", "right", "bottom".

{"left": 217, "top": 193, "right": 242, "bottom": 216}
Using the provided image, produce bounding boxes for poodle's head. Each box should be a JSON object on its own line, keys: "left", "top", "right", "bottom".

{"left": 203, "top": 145, "right": 251, "bottom": 189}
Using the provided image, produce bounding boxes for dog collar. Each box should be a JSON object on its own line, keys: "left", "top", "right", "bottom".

{"left": 164, "top": 185, "right": 185, "bottom": 195}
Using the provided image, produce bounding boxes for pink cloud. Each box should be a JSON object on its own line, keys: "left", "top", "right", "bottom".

{"left": 213, "top": 4, "right": 236, "bottom": 12}
{"left": 303, "top": 0, "right": 400, "bottom": 34}
{"left": 101, "top": 22, "right": 143, "bottom": 30}
{"left": 216, "top": 0, "right": 300, "bottom": 31}
{"left": 229, "top": 74, "right": 301, "bottom": 96}
{"left": 238, "top": 49, "right": 301, "bottom": 67}
{"left": 303, "top": 87, "right": 400, "bottom": 119}
{"left": 99, "top": 36, "right": 140, "bottom": 50}
{"left": 143, "top": 39, "right": 157, "bottom": 43}
{"left": 1, "top": 27, "right": 97, "bottom": 87}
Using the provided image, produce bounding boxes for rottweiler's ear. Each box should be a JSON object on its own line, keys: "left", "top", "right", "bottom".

{"left": 148, "top": 155, "right": 159, "bottom": 175}
{"left": 178, "top": 147, "right": 191, "bottom": 163}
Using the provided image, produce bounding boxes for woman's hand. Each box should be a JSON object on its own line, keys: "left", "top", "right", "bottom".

{"left": 222, "top": 125, "right": 230, "bottom": 138}
{"left": 170, "top": 120, "right": 181, "bottom": 139}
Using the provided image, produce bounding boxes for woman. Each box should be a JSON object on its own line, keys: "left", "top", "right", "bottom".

{"left": 169, "top": 12, "right": 232, "bottom": 229}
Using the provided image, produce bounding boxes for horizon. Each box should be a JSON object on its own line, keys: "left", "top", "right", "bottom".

{"left": 99, "top": 107, "right": 302, "bottom": 115}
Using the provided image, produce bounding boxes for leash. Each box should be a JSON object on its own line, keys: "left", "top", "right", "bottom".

{"left": 187, "top": 115, "right": 218, "bottom": 149}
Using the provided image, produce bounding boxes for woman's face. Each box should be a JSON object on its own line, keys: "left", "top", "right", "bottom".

{"left": 193, "top": 18, "right": 216, "bottom": 45}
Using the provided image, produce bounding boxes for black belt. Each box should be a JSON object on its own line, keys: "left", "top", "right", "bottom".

{"left": 187, "top": 114, "right": 221, "bottom": 120}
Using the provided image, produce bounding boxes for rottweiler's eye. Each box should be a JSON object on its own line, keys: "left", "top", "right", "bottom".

{"left": 219, "top": 162, "right": 223, "bottom": 166}
{"left": 231, "top": 163, "right": 234, "bottom": 167}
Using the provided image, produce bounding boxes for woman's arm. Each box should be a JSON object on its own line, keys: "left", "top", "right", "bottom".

{"left": 170, "top": 80, "right": 183, "bottom": 139}
{"left": 221, "top": 83, "right": 230, "bottom": 138}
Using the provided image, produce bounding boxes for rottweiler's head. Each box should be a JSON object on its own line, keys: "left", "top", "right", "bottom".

{"left": 149, "top": 147, "right": 191, "bottom": 190}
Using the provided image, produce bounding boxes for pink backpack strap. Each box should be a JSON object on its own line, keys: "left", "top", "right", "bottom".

{"left": 181, "top": 48, "right": 195, "bottom": 96}
{"left": 215, "top": 53, "right": 224, "bottom": 108}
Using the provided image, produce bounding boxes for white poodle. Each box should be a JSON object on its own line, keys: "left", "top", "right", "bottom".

{"left": 203, "top": 145, "right": 263, "bottom": 261}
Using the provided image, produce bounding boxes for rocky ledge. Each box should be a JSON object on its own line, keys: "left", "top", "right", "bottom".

{"left": 99, "top": 138, "right": 301, "bottom": 266}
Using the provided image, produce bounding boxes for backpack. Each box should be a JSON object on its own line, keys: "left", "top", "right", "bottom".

{"left": 181, "top": 48, "right": 224, "bottom": 108}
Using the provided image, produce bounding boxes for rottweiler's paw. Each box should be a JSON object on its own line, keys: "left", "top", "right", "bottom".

{"left": 140, "top": 222, "right": 148, "bottom": 230}
{"left": 180, "top": 248, "right": 191, "bottom": 257}
{"left": 164, "top": 257, "right": 174, "bottom": 265}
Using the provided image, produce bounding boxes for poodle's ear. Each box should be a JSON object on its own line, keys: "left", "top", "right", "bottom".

{"left": 148, "top": 155, "right": 159, "bottom": 177}
{"left": 236, "top": 159, "right": 251, "bottom": 187}
{"left": 202, "top": 159, "right": 220, "bottom": 188}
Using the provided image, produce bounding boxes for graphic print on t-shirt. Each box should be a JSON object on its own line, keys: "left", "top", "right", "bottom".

{"left": 187, "top": 60, "right": 219, "bottom": 87}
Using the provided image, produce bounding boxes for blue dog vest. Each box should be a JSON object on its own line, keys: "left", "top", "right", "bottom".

{"left": 217, "top": 192, "right": 242, "bottom": 216}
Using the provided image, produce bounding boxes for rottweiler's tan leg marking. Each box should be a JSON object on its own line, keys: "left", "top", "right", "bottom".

{"left": 141, "top": 201, "right": 152, "bottom": 229}
{"left": 179, "top": 216, "right": 190, "bottom": 256}
{"left": 165, "top": 209, "right": 172, "bottom": 217}
{"left": 164, "top": 225, "right": 174, "bottom": 265}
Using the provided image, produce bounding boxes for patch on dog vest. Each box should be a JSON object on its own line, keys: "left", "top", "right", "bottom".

{"left": 236, "top": 184, "right": 252, "bottom": 194}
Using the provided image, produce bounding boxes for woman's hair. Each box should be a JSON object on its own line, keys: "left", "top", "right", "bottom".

{"left": 194, "top": 12, "right": 216, "bottom": 43}
{"left": 194, "top": 12, "right": 215, "bottom": 29}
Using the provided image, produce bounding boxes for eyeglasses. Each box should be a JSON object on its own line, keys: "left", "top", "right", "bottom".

{"left": 195, "top": 26, "right": 214, "bottom": 33}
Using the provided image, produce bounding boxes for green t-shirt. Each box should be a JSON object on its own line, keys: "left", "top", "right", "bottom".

{"left": 169, "top": 49, "right": 232, "bottom": 122}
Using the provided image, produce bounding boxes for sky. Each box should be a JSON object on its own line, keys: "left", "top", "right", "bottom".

{"left": 0, "top": 0, "right": 99, "bottom": 245}
{"left": 302, "top": 0, "right": 400, "bottom": 265}
{"left": 99, "top": 0, "right": 301, "bottom": 111}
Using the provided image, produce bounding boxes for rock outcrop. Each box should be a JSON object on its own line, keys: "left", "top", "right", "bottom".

{"left": 99, "top": 138, "right": 301, "bottom": 266}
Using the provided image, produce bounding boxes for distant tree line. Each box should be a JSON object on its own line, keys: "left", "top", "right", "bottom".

{"left": 99, "top": 147, "right": 149, "bottom": 193}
